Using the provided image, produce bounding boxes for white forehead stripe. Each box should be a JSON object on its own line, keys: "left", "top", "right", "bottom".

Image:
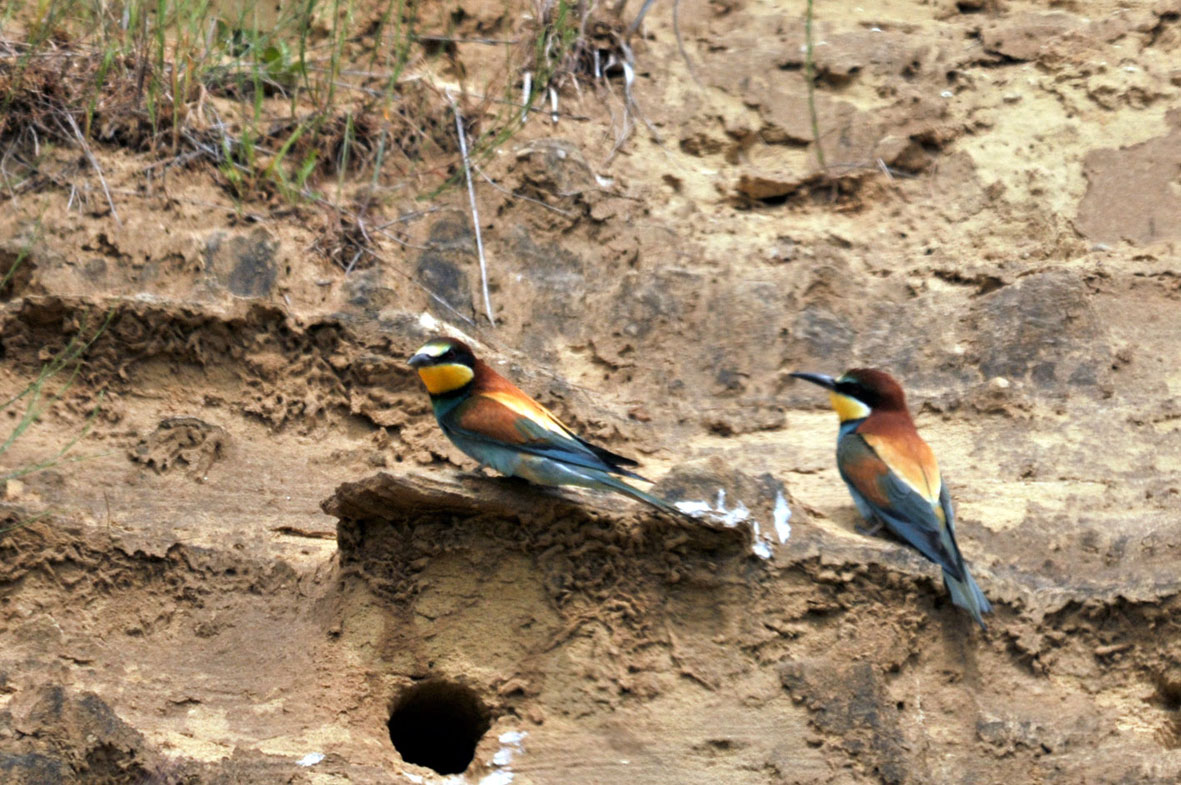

{"left": 417, "top": 340, "right": 452, "bottom": 358}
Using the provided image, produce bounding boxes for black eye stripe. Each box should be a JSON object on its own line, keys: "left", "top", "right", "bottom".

{"left": 840, "top": 380, "right": 882, "bottom": 408}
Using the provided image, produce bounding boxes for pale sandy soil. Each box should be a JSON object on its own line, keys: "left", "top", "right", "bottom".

{"left": 2, "top": 0, "right": 1181, "bottom": 783}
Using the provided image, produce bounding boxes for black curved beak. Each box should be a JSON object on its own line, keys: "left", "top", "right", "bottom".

{"left": 408, "top": 353, "right": 433, "bottom": 369}
{"left": 790, "top": 372, "right": 836, "bottom": 391}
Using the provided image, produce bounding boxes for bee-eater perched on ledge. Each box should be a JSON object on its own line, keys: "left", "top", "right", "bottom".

{"left": 409, "top": 337, "right": 684, "bottom": 518}
{"left": 791, "top": 369, "right": 991, "bottom": 629}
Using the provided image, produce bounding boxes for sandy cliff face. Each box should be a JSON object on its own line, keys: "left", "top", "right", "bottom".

{"left": 2, "top": 0, "right": 1180, "bottom": 782}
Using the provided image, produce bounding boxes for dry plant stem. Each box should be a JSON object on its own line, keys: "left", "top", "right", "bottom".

{"left": 626, "top": 0, "right": 658, "bottom": 35}
{"left": 673, "top": 0, "right": 702, "bottom": 86}
{"left": 447, "top": 91, "right": 495, "bottom": 328}
{"left": 619, "top": 43, "right": 664, "bottom": 146}
{"left": 356, "top": 238, "right": 478, "bottom": 326}
{"left": 472, "top": 162, "right": 575, "bottom": 217}
{"left": 414, "top": 34, "right": 519, "bottom": 45}
{"left": 521, "top": 71, "right": 533, "bottom": 123}
{"left": 64, "top": 113, "right": 121, "bottom": 225}
{"left": 804, "top": 0, "right": 826, "bottom": 171}
{"left": 294, "top": 189, "right": 478, "bottom": 326}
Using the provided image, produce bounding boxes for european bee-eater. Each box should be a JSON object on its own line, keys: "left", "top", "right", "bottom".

{"left": 408, "top": 337, "right": 683, "bottom": 517}
{"left": 791, "top": 369, "right": 991, "bottom": 629}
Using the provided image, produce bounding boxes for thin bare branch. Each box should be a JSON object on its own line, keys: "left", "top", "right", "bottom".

{"left": 804, "top": 0, "right": 827, "bottom": 171}
{"left": 447, "top": 91, "right": 495, "bottom": 328}
{"left": 521, "top": 71, "right": 533, "bottom": 124}
{"left": 673, "top": 0, "right": 703, "bottom": 87}
{"left": 64, "top": 113, "right": 121, "bottom": 225}
{"left": 413, "top": 34, "right": 520, "bottom": 45}
{"left": 472, "top": 162, "right": 575, "bottom": 217}
{"left": 626, "top": 0, "right": 659, "bottom": 37}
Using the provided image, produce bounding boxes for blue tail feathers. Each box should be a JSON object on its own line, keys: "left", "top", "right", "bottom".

{"left": 596, "top": 474, "right": 689, "bottom": 520}
{"left": 943, "top": 567, "right": 992, "bottom": 631}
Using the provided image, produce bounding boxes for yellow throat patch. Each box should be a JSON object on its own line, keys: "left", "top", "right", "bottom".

{"left": 417, "top": 363, "right": 474, "bottom": 395}
{"left": 829, "top": 391, "right": 871, "bottom": 422}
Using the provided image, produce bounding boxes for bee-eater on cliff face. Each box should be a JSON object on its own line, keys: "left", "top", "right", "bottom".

{"left": 408, "top": 337, "right": 684, "bottom": 518}
{"left": 791, "top": 369, "right": 992, "bottom": 629}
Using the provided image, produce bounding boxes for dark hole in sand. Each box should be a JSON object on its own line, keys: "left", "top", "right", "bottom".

{"left": 387, "top": 680, "right": 491, "bottom": 774}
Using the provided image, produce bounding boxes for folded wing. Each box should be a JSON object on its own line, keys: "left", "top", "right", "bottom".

{"left": 837, "top": 433, "right": 965, "bottom": 581}
{"left": 446, "top": 391, "right": 646, "bottom": 480}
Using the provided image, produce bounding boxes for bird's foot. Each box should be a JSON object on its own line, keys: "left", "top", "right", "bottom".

{"left": 855, "top": 519, "right": 885, "bottom": 537}
{"left": 458, "top": 466, "right": 497, "bottom": 482}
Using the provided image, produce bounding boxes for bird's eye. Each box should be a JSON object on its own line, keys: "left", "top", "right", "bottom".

{"left": 441, "top": 348, "right": 455, "bottom": 360}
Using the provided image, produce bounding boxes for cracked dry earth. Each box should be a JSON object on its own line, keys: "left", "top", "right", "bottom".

{"left": 3, "top": 0, "right": 1181, "bottom": 783}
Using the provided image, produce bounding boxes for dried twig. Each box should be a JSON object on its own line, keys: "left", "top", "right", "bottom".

{"left": 618, "top": 40, "right": 662, "bottom": 145}
{"left": 353, "top": 234, "right": 479, "bottom": 327}
{"left": 64, "top": 113, "right": 121, "bottom": 225}
{"left": 413, "top": 34, "right": 520, "bottom": 45}
{"left": 472, "top": 162, "right": 575, "bottom": 217}
{"left": 672, "top": 0, "right": 702, "bottom": 86}
{"left": 291, "top": 191, "right": 478, "bottom": 326}
{"left": 447, "top": 91, "right": 495, "bottom": 327}
{"left": 626, "top": 0, "right": 658, "bottom": 36}
{"left": 521, "top": 70, "right": 533, "bottom": 124}
{"left": 804, "top": 0, "right": 826, "bottom": 171}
